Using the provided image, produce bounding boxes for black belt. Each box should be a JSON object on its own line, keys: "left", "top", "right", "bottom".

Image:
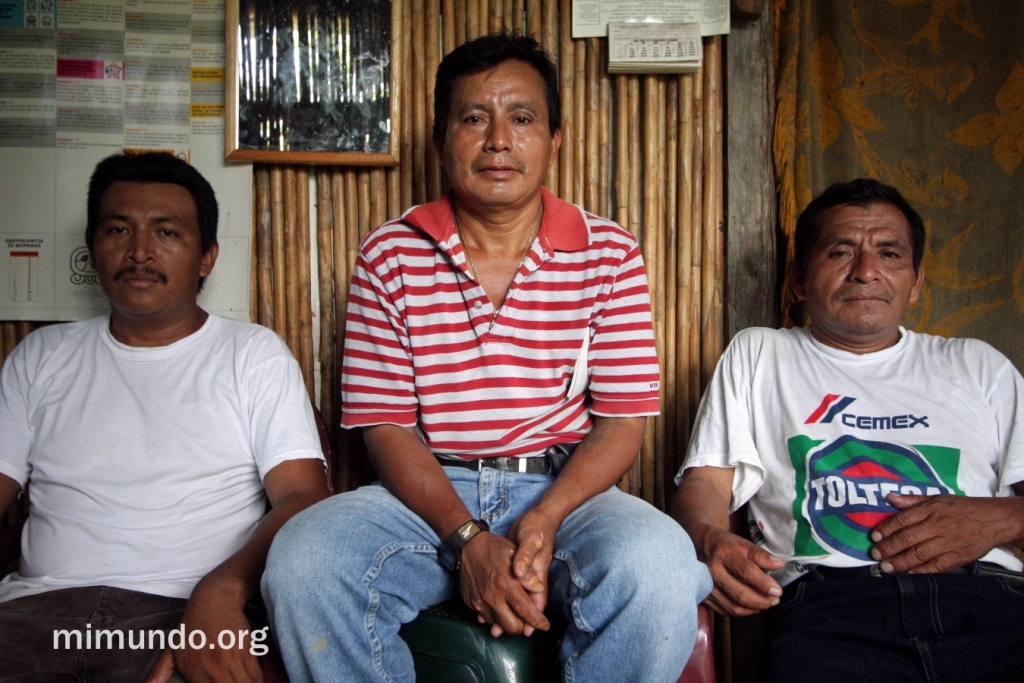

{"left": 805, "top": 561, "right": 1024, "bottom": 588}
{"left": 437, "top": 443, "right": 577, "bottom": 476}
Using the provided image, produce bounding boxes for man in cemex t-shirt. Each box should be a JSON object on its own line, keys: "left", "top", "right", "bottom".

{"left": 672, "top": 178, "right": 1024, "bottom": 683}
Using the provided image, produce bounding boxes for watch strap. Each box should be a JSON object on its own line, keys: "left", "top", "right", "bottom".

{"left": 438, "top": 518, "right": 489, "bottom": 573}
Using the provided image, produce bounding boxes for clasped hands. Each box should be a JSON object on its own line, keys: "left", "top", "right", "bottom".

{"left": 458, "top": 507, "right": 559, "bottom": 638}
{"left": 699, "top": 493, "right": 1024, "bottom": 617}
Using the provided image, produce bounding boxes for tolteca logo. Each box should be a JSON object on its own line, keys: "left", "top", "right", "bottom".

{"left": 788, "top": 434, "right": 963, "bottom": 562}
{"left": 805, "top": 394, "right": 928, "bottom": 431}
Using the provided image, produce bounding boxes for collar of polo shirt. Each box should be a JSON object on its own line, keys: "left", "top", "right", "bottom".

{"left": 404, "top": 186, "right": 592, "bottom": 255}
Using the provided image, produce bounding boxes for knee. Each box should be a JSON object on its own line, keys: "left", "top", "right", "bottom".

{"left": 262, "top": 502, "right": 333, "bottom": 604}
{"left": 601, "top": 512, "right": 712, "bottom": 614}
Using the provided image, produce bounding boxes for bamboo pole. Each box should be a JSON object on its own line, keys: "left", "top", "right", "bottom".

{"left": 455, "top": 0, "right": 467, "bottom": 46}
{"left": 714, "top": 40, "right": 725, "bottom": 366}
{"left": 426, "top": 0, "right": 443, "bottom": 201}
{"left": 296, "top": 167, "right": 315, "bottom": 400}
{"left": 332, "top": 168, "right": 351, "bottom": 492}
{"left": 370, "top": 168, "right": 387, "bottom": 231}
{"left": 526, "top": 0, "right": 540, "bottom": 40}
{"left": 690, "top": 63, "right": 705, "bottom": 418}
{"left": 490, "top": 0, "right": 501, "bottom": 33}
{"left": 358, "top": 169, "right": 372, "bottom": 241}
{"left": 502, "top": 0, "right": 513, "bottom": 34}
{"left": 512, "top": 0, "right": 523, "bottom": 34}
{"left": 615, "top": 75, "right": 628, "bottom": 228}
{"left": 401, "top": 0, "right": 414, "bottom": 210}
{"left": 271, "top": 166, "right": 287, "bottom": 340}
{"left": 316, "top": 169, "right": 336, "bottom": 432}
{"left": 443, "top": 0, "right": 456, "bottom": 53}
{"left": 255, "top": 166, "right": 274, "bottom": 328}
{"left": 664, "top": 77, "right": 680, "bottom": 485}
{"left": 542, "top": 0, "right": 558, "bottom": 192}
{"left": 557, "top": 0, "right": 573, "bottom": 201}
{"left": 657, "top": 76, "right": 672, "bottom": 508}
{"left": 15, "top": 321, "right": 31, "bottom": 342}
{"left": 701, "top": 37, "right": 721, "bottom": 388}
{"left": 466, "top": 0, "right": 479, "bottom": 41}
{"left": 412, "top": 0, "right": 427, "bottom": 206}
{"left": 584, "top": 38, "right": 599, "bottom": 214}
{"left": 627, "top": 76, "right": 640, "bottom": 239}
{"left": 479, "top": 0, "right": 489, "bottom": 36}
{"left": 641, "top": 75, "right": 659, "bottom": 507}
{"left": 283, "top": 166, "right": 300, "bottom": 358}
{"left": 249, "top": 185, "right": 258, "bottom": 324}
{"left": 598, "top": 41, "right": 610, "bottom": 219}
{"left": 345, "top": 170, "right": 359, "bottom": 277}
{"left": 573, "top": 39, "right": 586, "bottom": 206}
{"left": 387, "top": 167, "right": 401, "bottom": 220}
{"left": 675, "top": 73, "right": 694, "bottom": 473}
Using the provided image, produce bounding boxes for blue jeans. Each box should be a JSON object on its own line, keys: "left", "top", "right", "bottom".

{"left": 262, "top": 467, "right": 712, "bottom": 683}
{"left": 757, "top": 570, "right": 1024, "bottom": 683}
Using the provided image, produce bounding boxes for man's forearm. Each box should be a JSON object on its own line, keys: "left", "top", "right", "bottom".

{"left": 0, "top": 473, "right": 21, "bottom": 520}
{"left": 529, "top": 416, "right": 646, "bottom": 526}
{"left": 364, "top": 424, "right": 477, "bottom": 540}
{"left": 670, "top": 467, "right": 736, "bottom": 559}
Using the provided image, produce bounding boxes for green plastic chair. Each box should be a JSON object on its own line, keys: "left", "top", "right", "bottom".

{"left": 399, "top": 599, "right": 564, "bottom": 683}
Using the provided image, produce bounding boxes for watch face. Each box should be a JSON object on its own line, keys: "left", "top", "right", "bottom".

{"left": 458, "top": 523, "right": 477, "bottom": 541}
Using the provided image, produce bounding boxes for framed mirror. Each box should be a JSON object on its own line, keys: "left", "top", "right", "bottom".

{"left": 225, "top": 0, "right": 401, "bottom": 165}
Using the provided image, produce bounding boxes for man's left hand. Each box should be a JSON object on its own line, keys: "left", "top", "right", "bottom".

{"left": 870, "top": 493, "right": 1024, "bottom": 573}
{"left": 143, "top": 574, "right": 262, "bottom": 683}
{"left": 507, "top": 508, "right": 560, "bottom": 635}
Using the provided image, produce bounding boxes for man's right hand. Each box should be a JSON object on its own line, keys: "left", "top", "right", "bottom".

{"left": 695, "top": 524, "right": 784, "bottom": 617}
{"left": 459, "top": 531, "right": 551, "bottom": 638}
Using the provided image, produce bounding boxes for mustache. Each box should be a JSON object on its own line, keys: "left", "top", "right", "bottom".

{"left": 114, "top": 266, "right": 168, "bottom": 284}
{"left": 473, "top": 157, "right": 526, "bottom": 173}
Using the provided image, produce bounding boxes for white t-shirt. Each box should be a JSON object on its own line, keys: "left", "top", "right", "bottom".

{"left": 680, "top": 326, "right": 1024, "bottom": 586}
{"left": 0, "top": 314, "right": 324, "bottom": 603}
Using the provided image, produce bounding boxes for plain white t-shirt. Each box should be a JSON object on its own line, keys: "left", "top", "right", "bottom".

{"left": 0, "top": 314, "right": 324, "bottom": 602}
{"left": 680, "top": 326, "right": 1024, "bottom": 586}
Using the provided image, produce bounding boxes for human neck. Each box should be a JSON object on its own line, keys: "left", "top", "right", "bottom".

{"left": 808, "top": 324, "right": 902, "bottom": 355}
{"left": 451, "top": 193, "right": 544, "bottom": 257}
{"left": 108, "top": 305, "right": 209, "bottom": 348}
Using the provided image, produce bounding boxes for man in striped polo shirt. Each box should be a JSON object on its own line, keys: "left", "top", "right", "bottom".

{"left": 263, "top": 34, "right": 712, "bottom": 683}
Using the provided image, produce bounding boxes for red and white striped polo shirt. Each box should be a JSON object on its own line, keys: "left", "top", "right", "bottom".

{"left": 340, "top": 187, "right": 660, "bottom": 459}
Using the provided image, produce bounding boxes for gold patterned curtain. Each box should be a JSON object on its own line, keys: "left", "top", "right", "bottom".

{"left": 775, "top": 0, "right": 1024, "bottom": 368}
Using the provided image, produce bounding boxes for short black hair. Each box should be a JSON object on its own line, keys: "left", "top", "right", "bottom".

{"left": 433, "top": 33, "right": 561, "bottom": 142}
{"left": 794, "top": 178, "right": 925, "bottom": 276}
{"left": 87, "top": 152, "right": 218, "bottom": 255}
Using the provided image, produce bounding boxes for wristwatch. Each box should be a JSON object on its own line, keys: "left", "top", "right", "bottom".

{"left": 437, "top": 518, "right": 490, "bottom": 573}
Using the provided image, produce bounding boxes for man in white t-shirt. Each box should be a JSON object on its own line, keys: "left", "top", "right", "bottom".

{"left": 0, "top": 153, "right": 329, "bottom": 683}
{"left": 673, "top": 178, "right": 1024, "bottom": 682}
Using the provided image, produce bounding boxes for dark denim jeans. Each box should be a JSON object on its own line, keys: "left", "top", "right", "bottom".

{"left": 0, "top": 586, "right": 187, "bottom": 683}
{"left": 757, "top": 570, "right": 1024, "bottom": 683}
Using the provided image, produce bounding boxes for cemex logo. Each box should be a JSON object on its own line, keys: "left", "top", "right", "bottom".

{"left": 788, "top": 434, "right": 963, "bottom": 562}
{"left": 805, "top": 394, "right": 857, "bottom": 424}
{"left": 805, "top": 394, "right": 929, "bottom": 431}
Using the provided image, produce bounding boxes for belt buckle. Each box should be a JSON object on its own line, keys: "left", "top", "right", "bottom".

{"left": 869, "top": 564, "right": 883, "bottom": 578}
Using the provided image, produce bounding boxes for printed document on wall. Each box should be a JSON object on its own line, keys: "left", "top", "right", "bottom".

{"left": 572, "top": 0, "right": 729, "bottom": 39}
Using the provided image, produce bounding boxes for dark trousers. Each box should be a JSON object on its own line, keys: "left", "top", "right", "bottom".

{"left": 0, "top": 586, "right": 187, "bottom": 683}
{"left": 757, "top": 570, "right": 1024, "bottom": 683}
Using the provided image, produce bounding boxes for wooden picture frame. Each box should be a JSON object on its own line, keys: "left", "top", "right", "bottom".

{"left": 225, "top": 0, "right": 402, "bottom": 165}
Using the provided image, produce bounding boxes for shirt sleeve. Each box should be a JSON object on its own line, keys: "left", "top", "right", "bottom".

{"left": 676, "top": 331, "right": 767, "bottom": 513}
{"left": 244, "top": 330, "right": 325, "bottom": 481}
{"left": 992, "top": 356, "right": 1024, "bottom": 493}
{"left": 340, "top": 240, "right": 418, "bottom": 429}
{"left": 587, "top": 242, "right": 660, "bottom": 417}
{"left": 0, "top": 341, "right": 33, "bottom": 487}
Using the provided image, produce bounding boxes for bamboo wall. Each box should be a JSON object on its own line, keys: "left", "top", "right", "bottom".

{"left": 251, "top": 4, "right": 725, "bottom": 507}
{"left": 0, "top": 2, "right": 725, "bottom": 511}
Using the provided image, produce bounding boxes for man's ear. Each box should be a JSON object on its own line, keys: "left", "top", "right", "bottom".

{"left": 908, "top": 263, "right": 925, "bottom": 305}
{"left": 548, "top": 129, "right": 562, "bottom": 168}
{"left": 200, "top": 242, "right": 219, "bottom": 278}
{"left": 432, "top": 134, "right": 445, "bottom": 165}
{"left": 789, "top": 263, "right": 807, "bottom": 302}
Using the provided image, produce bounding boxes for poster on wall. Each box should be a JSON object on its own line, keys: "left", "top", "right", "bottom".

{"left": 0, "top": 0, "right": 251, "bottom": 322}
